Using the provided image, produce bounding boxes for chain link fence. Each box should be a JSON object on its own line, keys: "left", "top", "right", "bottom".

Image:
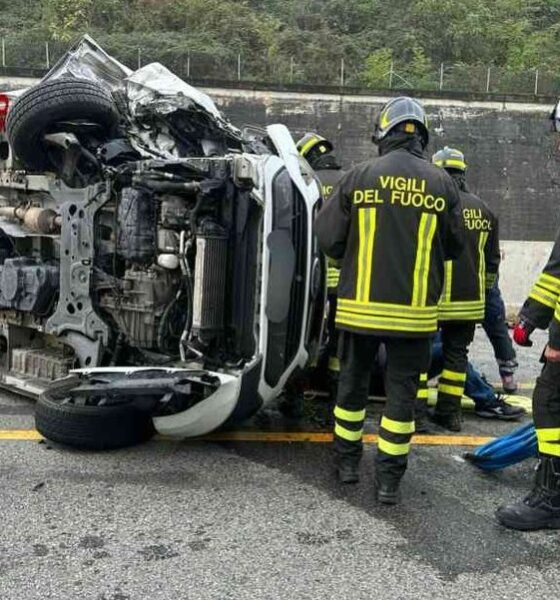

{"left": 1, "top": 38, "right": 559, "bottom": 97}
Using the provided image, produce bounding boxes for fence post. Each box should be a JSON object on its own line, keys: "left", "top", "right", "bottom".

{"left": 187, "top": 52, "right": 191, "bottom": 78}
{"left": 439, "top": 63, "right": 444, "bottom": 91}
{"left": 290, "top": 56, "right": 294, "bottom": 83}
{"left": 534, "top": 69, "right": 539, "bottom": 96}
{"left": 45, "top": 42, "right": 50, "bottom": 69}
{"left": 486, "top": 67, "right": 491, "bottom": 93}
{"left": 389, "top": 61, "right": 394, "bottom": 89}
{"left": 137, "top": 48, "right": 141, "bottom": 69}
{"left": 237, "top": 53, "right": 241, "bottom": 81}
{"left": 340, "top": 57, "right": 345, "bottom": 87}
{"left": 1, "top": 38, "right": 5, "bottom": 68}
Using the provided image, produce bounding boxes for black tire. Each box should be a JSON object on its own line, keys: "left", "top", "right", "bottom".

{"left": 35, "top": 377, "right": 155, "bottom": 451}
{"left": 6, "top": 78, "right": 120, "bottom": 171}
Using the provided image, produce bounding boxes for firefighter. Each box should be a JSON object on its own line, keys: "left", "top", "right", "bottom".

{"left": 423, "top": 147, "right": 521, "bottom": 431}
{"left": 314, "top": 96, "right": 464, "bottom": 504}
{"left": 496, "top": 100, "right": 560, "bottom": 531}
{"left": 296, "top": 133, "right": 345, "bottom": 409}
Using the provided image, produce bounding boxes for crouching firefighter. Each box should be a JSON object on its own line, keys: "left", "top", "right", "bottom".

{"left": 423, "top": 147, "right": 501, "bottom": 431}
{"left": 496, "top": 99, "right": 560, "bottom": 531}
{"left": 314, "top": 97, "right": 464, "bottom": 504}
{"left": 297, "top": 133, "right": 345, "bottom": 408}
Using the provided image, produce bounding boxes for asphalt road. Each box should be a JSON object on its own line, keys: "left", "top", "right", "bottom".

{"left": 1, "top": 328, "right": 559, "bottom": 600}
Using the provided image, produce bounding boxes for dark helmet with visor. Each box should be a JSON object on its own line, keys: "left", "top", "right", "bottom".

{"left": 373, "top": 96, "right": 429, "bottom": 148}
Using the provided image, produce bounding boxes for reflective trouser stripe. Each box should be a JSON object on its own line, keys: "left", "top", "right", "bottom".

{"left": 381, "top": 416, "right": 415, "bottom": 435}
{"left": 335, "top": 423, "right": 363, "bottom": 442}
{"left": 537, "top": 428, "right": 560, "bottom": 456}
{"left": 378, "top": 437, "right": 410, "bottom": 456}
{"left": 334, "top": 406, "right": 366, "bottom": 422}
{"left": 485, "top": 272, "right": 497, "bottom": 289}
{"left": 412, "top": 213, "right": 437, "bottom": 307}
{"left": 355, "top": 208, "right": 377, "bottom": 303}
{"left": 417, "top": 373, "right": 428, "bottom": 399}
{"left": 441, "top": 369, "right": 466, "bottom": 382}
{"left": 438, "top": 383, "right": 464, "bottom": 396}
{"left": 328, "top": 356, "right": 340, "bottom": 372}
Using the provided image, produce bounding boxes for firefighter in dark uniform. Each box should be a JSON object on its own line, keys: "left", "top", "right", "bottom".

{"left": 314, "top": 97, "right": 464, "bottom": 504}
{"left": 496, "top": 99, "right": 560, "bottom": 530}
{"left": 296, "top": 133, "right": 345, "bottom": 405}
{"left": 424, "top": 147, "right": 501, "bottom": 431}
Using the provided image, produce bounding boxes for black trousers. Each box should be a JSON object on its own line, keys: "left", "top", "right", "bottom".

{"left": 334, "top": 332, "right": 431, "bottom": 482}
{"left": 533, "top": 361, "right": 560, "bottom": 458}
{"left": 434, "top": 322, "right": 476, "bottom": 416}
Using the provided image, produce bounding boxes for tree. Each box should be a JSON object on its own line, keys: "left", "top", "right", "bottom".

{"left": 360, "top": 48, "right": 392, "bottom": 88}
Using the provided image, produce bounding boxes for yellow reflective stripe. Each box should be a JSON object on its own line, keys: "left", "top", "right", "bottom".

{"left": 338, "top": 298, "right": 436, "bottom": 317}
{"left": 355, "top": 208, "right": 376, "bottom": 303}
{"left": 419, "top": 373, "right": 428, "bottom": 382}
{"left": 486, "top": 272, "right": 497, "bottom": 289}
{"left": 435, "top": 158, "right": 466, "bottom": 170}
{"left": 441, "top": 369, "right": 466, "bottom": 382}
{"left": 300, "top": 136, "right": 320, "bottom": 157}
{"left": 439, "top": 383, "right": 465, "bottom": 396}
{"left": 336, "top": 312, "right": 437, "bottom": 332}
{"left": 478, "top": 231, "right": 488, "bottom": 301}
{"left": 335, "top": 423, "right": 363, "bottom": 442}
{"left": 536, "top": 428, "right": 560, "bottom": 443}
{"left": 529, "top": 285, "right": 558, "bottom": 308}
{"left": 538, "top": 442, "right": 560, "bottom": 457}
{"left": 443, "top": 260, "right": 453, "bottom": 303}
{"left": 378, "top": 437, "right": 410, "bottom": 456}
{"left": 327, "top": 266, "right": 340, "bottom": 287}
{"left": 328, "top": 356, "right": 340, "bottom": 372}
{"left": 381, "top": 416, "right": 415, "bottom": 435}
{"left": 528, "top": 290, "right": 557, "bottom": 310}
{"left": 334, "top": 406, "right": 366, "bottom": 422}
{"left": 539, "top": 273, "right": 560, "bottom": 292}
{"left": 416, "top": 389, "right": 429, "bottom": 399}
{"left": 412, "top": 213, "right": 437, "bottom": 306}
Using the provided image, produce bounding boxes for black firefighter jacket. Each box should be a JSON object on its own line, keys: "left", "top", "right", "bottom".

{"left": 314, "top": 137, "right": 464, "bottom": 337}
{"left": 439, "top": 188, "right": 500, "bottom": 322}
{"left": 314, "top": 159, "right": 345, "bottom": 290}
{"left": 520, "top": 227, "right": 560, "bottom": 349}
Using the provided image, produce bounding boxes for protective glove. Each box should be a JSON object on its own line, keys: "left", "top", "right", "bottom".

{"left": 513, "top": 319, "right": 534, "bottom": 347}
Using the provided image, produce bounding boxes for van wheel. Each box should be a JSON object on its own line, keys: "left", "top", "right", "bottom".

{"left": 35, "top": 376, "right": 155, "bottom": 451}
{"left": 6, "top": 78, "right": 119, "bottom": 172}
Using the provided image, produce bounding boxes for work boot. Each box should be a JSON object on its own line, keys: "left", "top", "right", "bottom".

{"left": 374, "top": 475, "right": 401, "bottom": 505}
{"left": 334, "top": 455, "right": 360, "bottom": 484}
{"left": 496, "top": 457, "right": 560, "bottom": 530}
{"left": 475, "top": 394, "right": 526, "bottom": 421}
{"left": 498, "top": 359, "right": 519, "bottom": 394}
{"left": 430, "top": 410, "right": 462, "bottom": 432}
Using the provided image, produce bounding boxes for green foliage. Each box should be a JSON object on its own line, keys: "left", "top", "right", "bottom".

{"left": 361, "top": 49, "right": 392, "bottom": 88}
{"left": 3, "top": 0, "right": 560, "bottom": 92}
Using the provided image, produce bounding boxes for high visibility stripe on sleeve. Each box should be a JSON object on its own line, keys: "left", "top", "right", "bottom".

{"left": 478, "top": 231, "right": 488, "bottom": 301}
{"left": 538, "top": 442, "right": 560, "bottom": 457}
{"left": 335, "top": 423, "right": 363, "bottom": 442}
{"left": 539, "top": 273, "right": 560, "bottom": 293}
{"left": 536, "top": 427, "right": 560, "bottom": 443}
{"left": 380, "top": 416, "right": 415, "bottom": 435}
{"left": 378, "top": 437, "right": 410, "bottom": 456}
{"left": 328, "top": 356, "right": 341, "bottom": 372}
{"left": 438, "top": 383, "right": 464, "bottom": 397}
{"left": 412, "top": 213, "right": 438, "bottom": 307}
{"left": 356, "top": 208, "right": 377, "bottom": 303}
{"left": 416, "top": 388, "right": 429, "bottom": 399}
{"left": 334, "top": 406, "right": 366, "bottom": 423}
{"left": 419, "top": 373, "right": 428, "bottom": 382}
{"left": 529, "top": 287, "right": 558, "bottom": 309}
{"left": 441, "top": 369, "right": 466, "bottom": 382}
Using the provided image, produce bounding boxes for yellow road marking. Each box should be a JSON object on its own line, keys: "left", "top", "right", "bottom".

{"left": 0, "top": 429, "right": 493, "bottom": 446}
